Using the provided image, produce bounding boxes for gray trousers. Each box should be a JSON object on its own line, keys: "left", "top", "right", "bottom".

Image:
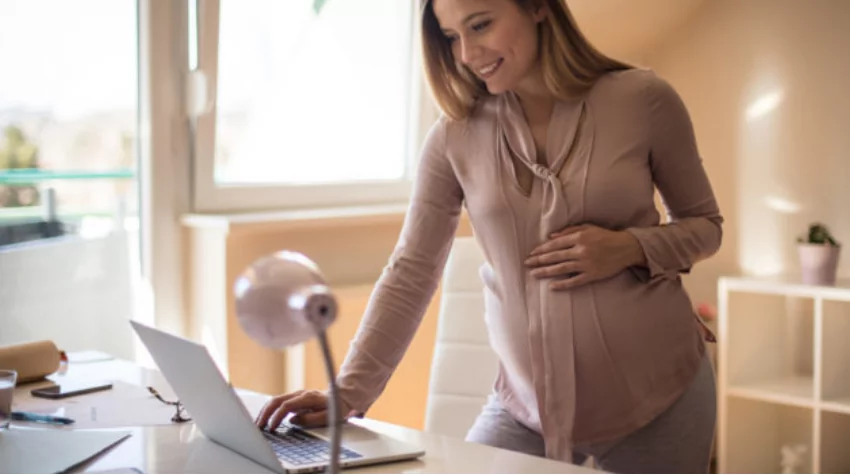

{"left": 466, "top": 353, "right": 717, "bottom": 473}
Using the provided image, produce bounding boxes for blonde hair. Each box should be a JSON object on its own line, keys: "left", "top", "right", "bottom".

{"left": 421, "top": 0, "right": 633, "bottom": 120}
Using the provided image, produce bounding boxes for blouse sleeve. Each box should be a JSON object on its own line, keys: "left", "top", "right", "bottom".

{"left": 626, "top": 74, "right": 723, "bottom": 281}
{"left": 335, "top": 117, "right": 464, "bottom": 415}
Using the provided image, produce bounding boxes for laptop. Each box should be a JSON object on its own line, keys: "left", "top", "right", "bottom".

{"left": 131, "top": 321, "right": 425, "bottom": 473}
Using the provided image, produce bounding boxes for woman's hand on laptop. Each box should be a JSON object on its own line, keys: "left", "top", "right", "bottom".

{"left": 256, "top": 389, "right": 344, "bottom": 430}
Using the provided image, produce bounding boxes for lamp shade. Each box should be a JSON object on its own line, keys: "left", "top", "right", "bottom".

{"left": 234, "top": 251, "right": 338, "bottom": 348}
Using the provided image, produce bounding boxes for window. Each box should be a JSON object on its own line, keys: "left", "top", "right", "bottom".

{"left": 192, "top": 0, "right": 421, "bottom": 212}
{"left": 0, "top": 0, "right": 144, "bottom": 360}
{"left": 0, "top": 0, "right": 138, "bottom": 227}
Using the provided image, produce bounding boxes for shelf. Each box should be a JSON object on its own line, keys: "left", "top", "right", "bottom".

{"left": 728, "top": 376, "right": 814, "bottom": 408}
{"left": 821, "top": 411, "right": 850, "bottom": 473}
{"left": 821, "top": 398, "right": 850, "bottom": 415}
{"left": 723, "top": 398, "right": 813, "bottom": 473}
{"left": 720, "top": 275, "right": 850, "bottom": 473}
{"left": 720, "top": 275, "right": 850, "bottom": 301}
{"left": 822, "top": 301, "right": 850, "bottom": 414}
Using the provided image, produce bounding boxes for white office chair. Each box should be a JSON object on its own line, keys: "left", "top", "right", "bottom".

{"left": 424, "top": 236, "right": 499, "bottom": 439}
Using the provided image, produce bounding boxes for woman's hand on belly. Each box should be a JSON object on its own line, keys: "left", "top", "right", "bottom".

{"left": 524, "top": 224, "right": 646, "bottom": 290}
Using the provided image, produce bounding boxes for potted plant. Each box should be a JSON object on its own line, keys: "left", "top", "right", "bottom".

{"left": 797, "top": 223, "right": 841, "bottom": 286}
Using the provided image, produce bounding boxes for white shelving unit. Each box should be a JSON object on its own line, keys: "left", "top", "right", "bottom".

{"left": 718, "top": 276, "right": 850, "bottom": 474}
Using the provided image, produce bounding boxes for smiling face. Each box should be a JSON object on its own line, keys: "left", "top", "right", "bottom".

{"left": 432, "top": 0, "right": 546, "bottom": 96}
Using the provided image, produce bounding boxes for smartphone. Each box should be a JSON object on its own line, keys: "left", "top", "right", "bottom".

{"left": 30, "top": 381, "right": 113, "bottom": 399}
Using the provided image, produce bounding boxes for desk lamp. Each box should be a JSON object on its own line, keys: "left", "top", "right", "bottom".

{"left": 233, "top": 251, "right": 342, "bottom": 474}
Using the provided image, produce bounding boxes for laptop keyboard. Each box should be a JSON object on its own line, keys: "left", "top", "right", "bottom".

{"left": 263, "top": 429, "right": 363, "bottom": 466}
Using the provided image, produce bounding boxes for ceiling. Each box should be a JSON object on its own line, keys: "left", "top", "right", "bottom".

{"left": 567, "top": 0, "right": 708, "bottom": 62}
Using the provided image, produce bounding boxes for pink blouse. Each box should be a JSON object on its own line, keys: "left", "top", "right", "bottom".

{"left": 335, "top": 68, "right": 723, "bottom": 462}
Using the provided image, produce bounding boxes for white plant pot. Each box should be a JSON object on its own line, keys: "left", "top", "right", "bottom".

{"left": 797, "top": 243, "right": 841, "bottom": 286}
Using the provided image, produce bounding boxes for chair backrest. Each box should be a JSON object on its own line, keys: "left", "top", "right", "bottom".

{"left": 424, "top": 237, "right": 499, "bottom": 438}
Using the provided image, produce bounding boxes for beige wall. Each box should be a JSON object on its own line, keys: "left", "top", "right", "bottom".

{"left": 644, "top": 0, "right": 850, "bottom": 306}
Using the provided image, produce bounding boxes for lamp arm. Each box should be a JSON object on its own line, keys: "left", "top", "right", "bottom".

{"left": 316, "top": 330, "right": 342, "bottom": 474}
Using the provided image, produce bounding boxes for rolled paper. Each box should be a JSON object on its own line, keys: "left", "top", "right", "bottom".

{"left": 0, "top": 340, "right": 61, "bottom": 384}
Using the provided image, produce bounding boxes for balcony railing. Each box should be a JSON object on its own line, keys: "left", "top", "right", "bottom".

{"left": 0, "top": 168, "right": 134, "bottom": 185}
{"left": 0, "top": 168, "right": 135, "bottom": 246}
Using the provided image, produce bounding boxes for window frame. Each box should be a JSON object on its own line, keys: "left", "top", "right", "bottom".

{"left": 191, "top": 0, "right": 431, "bottom": 213}
{"left": 139, "top": 0, "right": 194, "bottom": 336}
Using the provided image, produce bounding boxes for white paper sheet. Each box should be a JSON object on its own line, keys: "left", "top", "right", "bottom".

{"left": 18, "top": 381, "right": 181, "bottom": 429}
{"left": 0, "top": 428, "right": 131, "bottom": 474}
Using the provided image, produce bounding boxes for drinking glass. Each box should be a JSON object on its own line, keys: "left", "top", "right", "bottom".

{"left": 0, "top": 369, "right": 17, "bottom": 430}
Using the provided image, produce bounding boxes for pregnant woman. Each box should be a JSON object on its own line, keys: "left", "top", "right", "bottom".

{"left": 257, "top": 1, "right": 723, "bottom": 472}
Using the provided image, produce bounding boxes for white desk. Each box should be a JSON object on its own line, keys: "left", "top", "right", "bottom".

{"left": 12, "top": 353, "right": 601, "bottom": 474}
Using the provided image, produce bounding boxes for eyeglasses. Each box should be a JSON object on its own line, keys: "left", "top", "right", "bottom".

{"left": 147, "top": 386, "right": 192, "bottom": 423}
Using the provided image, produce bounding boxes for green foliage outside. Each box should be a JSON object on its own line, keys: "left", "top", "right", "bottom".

{"left": 0, "top": 125, "right": 41, "bottom": 208}
{"left": 313, "top": 0, "right": 328, "bottom": 14}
